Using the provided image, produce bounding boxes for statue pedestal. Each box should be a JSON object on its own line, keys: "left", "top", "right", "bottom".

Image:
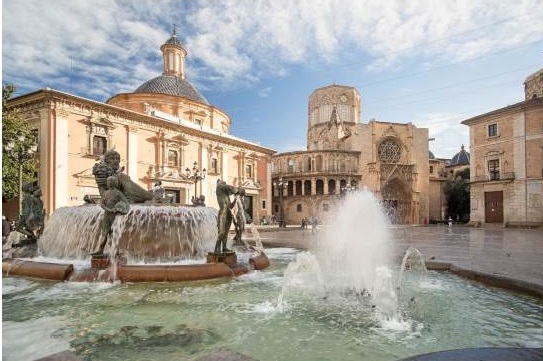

{"left": 91, "top": 254, "right": 127, "bottom": 270}
{"left": 206, "top": 251, "right": 237, "bottom": 266}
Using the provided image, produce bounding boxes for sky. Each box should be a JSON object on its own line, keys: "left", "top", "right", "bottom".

{"left": 2, "top": 0, "right": 542, "bottom": 158}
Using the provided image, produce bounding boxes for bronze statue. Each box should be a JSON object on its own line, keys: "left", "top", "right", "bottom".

{"left": 152, "top": 180, "right": 165, "bottom": 202}
{"left": 93, "top": 175, "right": 130, "bottom": 255}
{"left": 14, "top": 182, "right": 44, "bottom": 243}
{"left": 214, "top": 180, "right": 241, "bottom": 253}
{"left": 231, "top": 189, "right": 246, "bottom": 246}
{"left": 92, "top": 149, "right": 153, "bottom": 203}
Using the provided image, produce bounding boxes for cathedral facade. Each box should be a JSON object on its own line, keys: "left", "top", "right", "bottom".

{"left": 271, "top": 85, "right": 430, "bottom": 225}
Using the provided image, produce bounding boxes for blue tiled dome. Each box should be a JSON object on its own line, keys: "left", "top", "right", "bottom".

{"left": 135, "top": 75, "right": 209, "bottom": 105}
{"left": 450, "top": 145, "right": 470, "bottom": 166}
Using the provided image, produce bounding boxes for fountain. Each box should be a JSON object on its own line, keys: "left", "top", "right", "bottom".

{"left": 2, "top": 182, "right": 542, "bottom": 361}
{"left": 2, "top": 150, "right": 269, "bottom": 283}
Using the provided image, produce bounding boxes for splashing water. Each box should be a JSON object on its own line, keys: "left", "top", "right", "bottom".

{"left": 38, "top": 204, "right": 218, "bottom": 262}
{"left": 277, "top": 189, "right": 402, "bottom": 322}
{"left": 315, "top": 189, "right": 394, "bottom": 295}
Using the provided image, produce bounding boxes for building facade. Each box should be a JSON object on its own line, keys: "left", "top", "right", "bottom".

{"left": 4, "top": 29, "right": 275, "bottom": 222}
{"left": 271, "top": 85, "right": 430, "bottom": 225}
{"left": 461, "top": 68, "right": 543, "bottom": 226}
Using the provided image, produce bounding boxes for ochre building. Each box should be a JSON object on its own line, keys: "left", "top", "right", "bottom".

{"left": 5, "top": 29, "right": 275, "bottom": 222}
{"left": 461, "top": 67, "right": 543, "bottom": 227}
{"left": 271, "top": 85, "right": 430, "bottom": 225}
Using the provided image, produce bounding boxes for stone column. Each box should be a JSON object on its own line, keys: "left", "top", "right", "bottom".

{"left": 54, "top": 108, "right": 69, "bottom": 208}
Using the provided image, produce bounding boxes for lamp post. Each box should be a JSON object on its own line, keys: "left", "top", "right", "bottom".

{"left": 185, "top": 161, "right": 206, "bottom": 199}
{"left": 4, "top": 134, "right": 38, "bottom": 213}
{"left": 273, "top": 177, "right": 286, "bottom": 228}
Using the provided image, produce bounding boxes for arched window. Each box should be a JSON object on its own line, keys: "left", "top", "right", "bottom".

{"left": 316, "top": 154, "right": 323, "bottom": 171}
{"left": 304, "top": 180, "right": 312, "bottom": 195}
{"left": 287, "top": 181, "right": 294, "bottom": 196}
{"left": 295, "top": 180, "right": 303, "bottom": 196}
{"left": 316, "top": 179, "right": 324, "bottom": 195}
{"left": 328, "top": 179, "right": 336, "bottom": 194}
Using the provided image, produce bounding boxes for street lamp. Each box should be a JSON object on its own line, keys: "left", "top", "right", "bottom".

{"left": 273, "top": 177, "right": 286, "bottom": 227}
{"left": 4, "top": 134, "right": 38, "bottom": 212}
{"left": 185, "top": 161, "right": 206, "bottom": 200}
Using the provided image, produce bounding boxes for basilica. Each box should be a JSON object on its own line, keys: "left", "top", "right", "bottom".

{"left": 4, "top": 29, "right": 275, "bottom": 222}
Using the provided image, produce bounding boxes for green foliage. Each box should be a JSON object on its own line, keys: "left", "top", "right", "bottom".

{"left": 2, "top": 84, "right": 37, "bottom": 200}
{"left": 444, "top": 167, "right": 470, "bottom": 222}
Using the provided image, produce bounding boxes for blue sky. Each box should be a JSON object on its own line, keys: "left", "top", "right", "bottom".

{"left": 3, "top": 0, "right": 542, "bottom": 158}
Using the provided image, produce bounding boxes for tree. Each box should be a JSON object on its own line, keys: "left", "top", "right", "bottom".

{"left": 2, "top": 84, "right": 37, "bottom": 201}
{"left": 444, "top": 167, "right": 470, "bottom": 222}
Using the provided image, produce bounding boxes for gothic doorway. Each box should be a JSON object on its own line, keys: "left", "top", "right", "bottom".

{"left": 381, "top": 178, "right": 412, "bottom": 224}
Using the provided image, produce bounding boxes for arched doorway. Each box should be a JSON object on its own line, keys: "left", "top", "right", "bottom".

{"left": 381, "top": 178, "right": 412, "bottom": 224}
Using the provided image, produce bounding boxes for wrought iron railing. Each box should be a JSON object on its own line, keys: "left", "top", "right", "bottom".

{"left": 471, "top": 172, "right": 515, "bottom": 182}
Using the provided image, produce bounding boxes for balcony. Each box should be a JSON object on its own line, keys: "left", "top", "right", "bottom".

{"left": 272, "top": 168, "right": 360, "bottom": 178}
{"left": 470, "top": 172, "right": 515, "bottom": 183}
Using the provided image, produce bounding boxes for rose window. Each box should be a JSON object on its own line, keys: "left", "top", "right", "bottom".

{"left": 378, "top": 139, "right": 401, "bottom": 163}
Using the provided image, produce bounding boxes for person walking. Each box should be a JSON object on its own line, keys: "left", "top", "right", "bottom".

{"left": 311, "top": 216, "right": 318, "bottom": 234}
{"left": 2, "top": 216, "right": 11, "bottom": 244}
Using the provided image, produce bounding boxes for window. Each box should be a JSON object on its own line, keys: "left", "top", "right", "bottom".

{"left": 167, "top": 150, "right": 178, "bottom": 166}
{"left": 306, "top": 157, "right": 312, "bottom": 171}
{"left": 488, "top": 123, "right": 498, "bottom": 137}
{"left": 488, "top": 159, "right": 500, "bottom": 180}
{"left": 287, "top": 159, "right": 295, "bottom": 172}
{"left": 295, "top": 180, "right": 302, "bottom": 196}
{"left": 296, "top": 204, "right": 302, "bottom": 212}
{"left": 429, "top": 166, "right": 434, "bottom": 174}
{"left": 304, "top": 180, "right": 311, "bottom": 195}
{"left": 378, "top": 139, "right": 401, "bottom": 163}
{"left": 328, "top": 179, "right": 336, "bottom": 194}
{"left": 245, "top": 164, "right": 253, "bottom": 178}
{"left": 211, "top": 158, "right": 218, "bottom": 174}
{"left": 316, "top": 155, "right": 323, "bottom": 171}
{"left": 262, "top": 200, "right": 266, "bottom": 209}
{"left": 316, "top": 179, "right": 324, "bottom": 195}
{"left": 195, "top": 118, "right": 202, "bottom": 125}
{"left": 92, "top": 135, "right": 107, "bottom": 156}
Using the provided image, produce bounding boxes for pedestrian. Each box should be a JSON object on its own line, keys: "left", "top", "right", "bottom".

{"left": 311, "top": 216, "right": 318, "bottom": 233}
{"left": 448, "top": 216, "right": 453, "bottom": 228}
{"left": 2, "top": 216, "right": 11, "bottom": 244}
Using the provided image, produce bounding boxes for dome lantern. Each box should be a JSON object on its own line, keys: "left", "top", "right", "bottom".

{"left": 160, "top": 24, "right": 187, "bottom": 79}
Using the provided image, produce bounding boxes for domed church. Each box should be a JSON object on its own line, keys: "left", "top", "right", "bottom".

{"left": 4, "top": 27, "right": 275, "bottom": 221}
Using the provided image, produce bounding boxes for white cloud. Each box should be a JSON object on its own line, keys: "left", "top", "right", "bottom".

{"left": 412, "top": 112, "right": 469, "bottom": 159}
{"left": 258, "top": 87, "right": 272, "bottom": 98}
{"left": 3, "top": 0, "right": 542, "bottom": 98}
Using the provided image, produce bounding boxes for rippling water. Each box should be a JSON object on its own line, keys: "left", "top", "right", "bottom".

{"left": 3, "top": 247, "right": 543, "bottom": 361}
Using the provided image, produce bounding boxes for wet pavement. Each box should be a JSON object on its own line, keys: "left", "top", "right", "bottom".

{"left": 257, "top": 224, "right": 543, "bottom": 297}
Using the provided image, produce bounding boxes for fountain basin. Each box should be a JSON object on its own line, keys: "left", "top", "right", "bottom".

{"left": 2, "top": 258, "right": 74, "bottom": 281}
{"left": 2, "top": 251, "right": 270, "bottom": 283}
